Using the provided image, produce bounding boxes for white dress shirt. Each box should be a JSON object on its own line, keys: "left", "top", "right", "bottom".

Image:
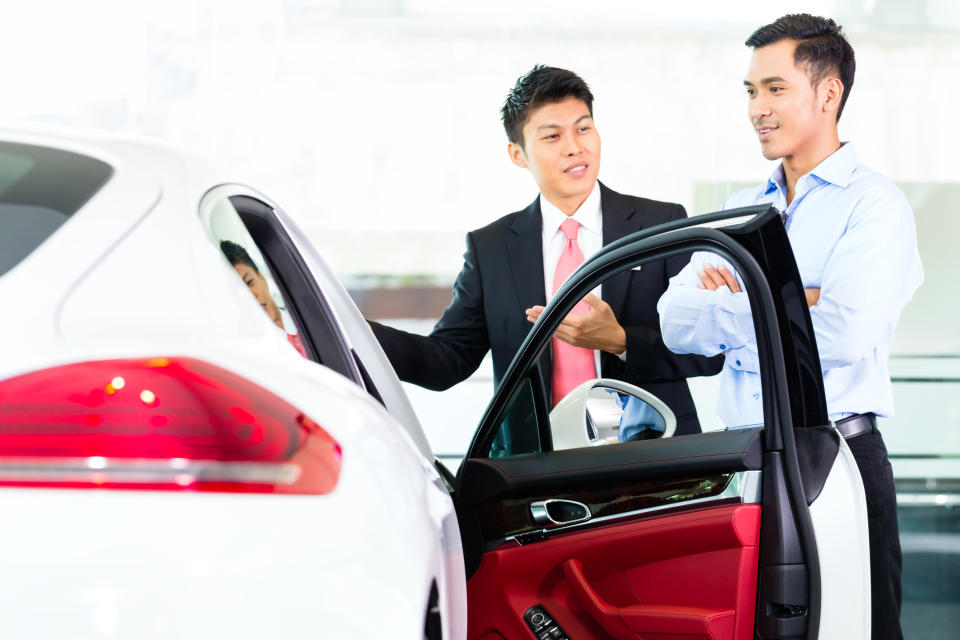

{"left": 540, "top": 183, "right": 607, "bottom": 373}
{"left": 657, "top": 143, "right": 923, "bottom": 426}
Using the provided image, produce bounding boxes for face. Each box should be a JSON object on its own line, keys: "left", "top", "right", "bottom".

{"left": 744, "top": 39, "right": 836, "bottom": 162}
{"left": 233, "top": 263, "right": 282, "bottom": 328}
{"left": 508, "top": 97, "right": 601, "bottom": 211}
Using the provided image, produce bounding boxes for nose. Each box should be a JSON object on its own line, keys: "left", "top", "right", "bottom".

{"left": 750, "top": 92, "right": 772, "bottom": 122}
{"left": 564, "top": 133, "right": 583, "bottom": 156}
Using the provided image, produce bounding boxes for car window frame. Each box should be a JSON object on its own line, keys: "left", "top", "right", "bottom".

{"left": 198, "top": 186, "right": 363, "bottom": 386}
{"left": 466, "top": 205, "right": 829, "bottom": 460}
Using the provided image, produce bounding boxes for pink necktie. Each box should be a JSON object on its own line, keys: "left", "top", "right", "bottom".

{"left": 551, "top": 218, "right": 596, "bottom": 406}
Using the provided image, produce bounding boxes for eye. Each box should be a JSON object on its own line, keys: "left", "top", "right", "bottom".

{"left": 578, "top": 125, "right": 592, "bottom": 133}
{"left": 770, "top": 86, "right": 782, "bottom": 94}
{"left": 542, "top": 133, "right": 560, "bottom": 141}
{"left": 746, "top": 88, "right": 756, "bottom": 97}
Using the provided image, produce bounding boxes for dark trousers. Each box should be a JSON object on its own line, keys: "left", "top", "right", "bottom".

{"left": 846, "top": 428, "right": 903, "bottom": 640}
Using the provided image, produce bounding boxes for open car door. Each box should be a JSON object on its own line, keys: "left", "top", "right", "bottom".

{"left": 454, "top": 205, "right": 870, "bottom": 640}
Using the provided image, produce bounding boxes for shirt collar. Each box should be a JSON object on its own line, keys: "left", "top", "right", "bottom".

{"left": 764, "top": 141, "right": 858, "bottom": 195}
{"left": 763, "top": 166, "right": 785, "bottom": 196}
{"left": 810, "top": 141, "right": 857, "bottom": 188}
{"left": 540, "top": 182, "right": 602, "bottom": 237}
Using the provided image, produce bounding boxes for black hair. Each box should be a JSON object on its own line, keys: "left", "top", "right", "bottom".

{"left": 220, "top": 240, "right": 259, "bottom": 272}
{"left": 500, "top": 65, "right": 594, "bottom": 148}
{"left": 746, "top": 13, "right": 856, "bottom": 120}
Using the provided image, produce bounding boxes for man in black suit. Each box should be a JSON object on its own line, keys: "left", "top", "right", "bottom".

{"left": 370, "top": 65, "right": 719, "bottom": 435}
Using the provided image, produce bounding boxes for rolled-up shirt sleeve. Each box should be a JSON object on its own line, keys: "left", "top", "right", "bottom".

{"left": 657, "top": 252, "right": 755, "bottom": 359}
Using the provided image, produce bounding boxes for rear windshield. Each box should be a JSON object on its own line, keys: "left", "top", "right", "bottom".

{"left": 0, "top": 141, "right": 113, "bottom": 277}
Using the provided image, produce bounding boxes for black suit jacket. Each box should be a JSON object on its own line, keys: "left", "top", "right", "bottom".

{"left": 370, "top": 183, "right": 721, "bottom": 434}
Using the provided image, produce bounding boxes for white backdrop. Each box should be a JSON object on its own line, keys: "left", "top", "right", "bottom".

{"left": 3, "top": 0, "right": 958, "bottom": 270}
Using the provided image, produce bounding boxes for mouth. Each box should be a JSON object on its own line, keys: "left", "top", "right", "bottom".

{"left": 564, "top": 163, "right": 589, "bottom": 177}
{"left": 756, "top": 125, "right": 778, "bottom": 142}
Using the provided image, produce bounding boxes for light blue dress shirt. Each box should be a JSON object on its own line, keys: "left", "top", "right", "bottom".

{"left": 615, "top": 395, "right": 666, "bottom": 442}
{"left": 657, "top": 143, "right": 923, "bottom": 427}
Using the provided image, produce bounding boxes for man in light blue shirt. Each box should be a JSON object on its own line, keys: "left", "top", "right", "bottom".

{"left": 657, "top": 14, "right": 921, "bottom": 640}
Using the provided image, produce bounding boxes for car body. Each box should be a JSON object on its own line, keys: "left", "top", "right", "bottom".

{"left": 0, "top": 126, "right": 870, "bottom": 639}
{"left": 0, "top": 127, "right": 466, "bottom": 639}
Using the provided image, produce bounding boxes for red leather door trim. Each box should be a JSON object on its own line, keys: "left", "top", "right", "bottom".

{"left": 563, "top": 558, "right": 736, "bottom": 640}
{"left": 467, "top": 504, "right": 760, "bottom": 640}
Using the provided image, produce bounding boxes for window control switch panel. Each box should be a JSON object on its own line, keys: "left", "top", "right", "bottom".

{"left": 523, "top": 605, "right": 570, "bottom": 640}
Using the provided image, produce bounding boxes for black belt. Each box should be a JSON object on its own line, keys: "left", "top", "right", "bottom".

{"left": 835, "top": 413, "right": 877, "bottom": 440}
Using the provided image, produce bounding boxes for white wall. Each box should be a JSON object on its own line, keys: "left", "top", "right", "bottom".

{"left": 3, "top": 0, "right": 958, "bottom": 274}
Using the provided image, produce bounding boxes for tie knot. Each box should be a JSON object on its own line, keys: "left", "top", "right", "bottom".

{"left": 559, "top": 218, "right": 581, "bottom": 241}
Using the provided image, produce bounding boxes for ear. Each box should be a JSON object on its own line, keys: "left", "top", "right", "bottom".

{"left": 821, "top": 76, "right": 844, "bottom": 117}
{"left": 507, "top": 141, "right": 528, "bottom": 169}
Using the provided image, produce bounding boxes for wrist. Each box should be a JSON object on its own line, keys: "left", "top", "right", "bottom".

{"left": 603, "top": 326, "right": 627, "bottom": 355}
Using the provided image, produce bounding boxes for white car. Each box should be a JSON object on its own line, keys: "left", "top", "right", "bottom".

{"left": 0, "top": 127, "right": 870, "bottom": 639}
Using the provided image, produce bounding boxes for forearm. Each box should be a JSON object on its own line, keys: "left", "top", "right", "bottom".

{"left": 369, "top": 321, "right": 487, "bottom": 390}
{"left": 658, "top": 284, "right": 754, "bottom": 357}
{"left": 619, "top": 324, "right": 724, "bottom": 380}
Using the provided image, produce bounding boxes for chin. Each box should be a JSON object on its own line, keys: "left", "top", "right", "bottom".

{"left": 760, "top": 145, "right": 784, "bottom": 161}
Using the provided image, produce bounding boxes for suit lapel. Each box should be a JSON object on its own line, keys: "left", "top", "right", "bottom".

{"left": 506, "top": 196, "right": 550, "bottom": 387}
{"left": 600, "top": 182, "right": 641, "bottom": 321}
{"left": 506, "top": 196, "right": 547, "bottom": 311}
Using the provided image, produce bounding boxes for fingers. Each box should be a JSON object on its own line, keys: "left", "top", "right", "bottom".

{"left": 582, "top": 292, "right": 605, "bottom": 309}
{"left": 552, "top": 324, "right": 578, "bottom": 345}
{"left": 698, "top": 264, "right": 741, "bottom": 293}
{"left": 717, "top": 266, "right": 741, "bottom": 293}
{"left": 698, "top": 266, "right": 721, "bottom": 290}
{"left": 525, "top": 305, "right": 545, "bottom": 323}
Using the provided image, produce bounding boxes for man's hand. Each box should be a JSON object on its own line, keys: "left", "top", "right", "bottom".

{"left": 698, "top": 264, "right": 819, "bottom": 307}
{"left": 525, "top": 293, "right": 627, "bottom": 354}
{"left": 697, "top": 264, "right": 741, "bottom": 293}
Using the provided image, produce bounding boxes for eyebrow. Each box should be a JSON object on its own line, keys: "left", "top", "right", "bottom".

{"left": 536, "top": 114, "right": 593, "bottom": 131}
{"left": 744, "top": 76, "right": 787, "bottom": 86}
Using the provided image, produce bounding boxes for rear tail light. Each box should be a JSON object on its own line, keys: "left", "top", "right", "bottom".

{"left": 0, "top": 358, "right": 341, "bottom": 494}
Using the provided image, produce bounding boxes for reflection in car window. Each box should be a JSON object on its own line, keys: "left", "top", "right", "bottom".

{"left": 219, "top": 240, "right": 308, "bottom": 358}
{"left": 0, "top": 142, "right": 112, "bottom": 277}
{"left": 201, "top": 197, "right": 308, "bottom": 359}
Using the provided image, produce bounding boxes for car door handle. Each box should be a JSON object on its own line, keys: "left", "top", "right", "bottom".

{"left": 530, "top": 499, "right": 591, "bottom": 528}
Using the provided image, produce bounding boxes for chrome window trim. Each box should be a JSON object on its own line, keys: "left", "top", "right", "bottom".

{"left": 497, "top": 469, "right": 762, "bottom": 547}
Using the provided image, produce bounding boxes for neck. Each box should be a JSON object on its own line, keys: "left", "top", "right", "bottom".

{"left": 782, "top": 129, "right": 841, "bottom": 205}
{"left": 543, "top": 187, "right": 594, "bottom": 216}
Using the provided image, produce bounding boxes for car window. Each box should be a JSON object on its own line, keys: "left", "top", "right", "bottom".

{"left": 201, "top": 195, "right": 309, "bottom": 359}
{"left": 0, "top": 141, "right": 112, "bottom": 277}
{"left": 484, "top": 249, "right": 764, "bottom": 458}
{"left": 199, "top": 187, "right": 363, "bottom": 385}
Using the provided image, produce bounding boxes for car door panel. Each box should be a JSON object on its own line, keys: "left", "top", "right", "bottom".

{"left": 460, "top": 432, "right": 763, "bottom": 640}
{"left": 467, "top": 504, "right": 760, "bottom": 640}
{"left": 459, "top": 427, "right": 763, "bottom": 508}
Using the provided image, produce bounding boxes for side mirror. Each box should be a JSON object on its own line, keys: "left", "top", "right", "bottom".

{"left": 549, "top": 378, "right": 677, "bottom": 451}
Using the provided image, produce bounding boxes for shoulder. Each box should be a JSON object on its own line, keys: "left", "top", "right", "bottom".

{"left": 602, "top": 184, "right": 686, "bottom": 222}
{"left": 848, "top": 164, "right": 908, "bottom": 204}
{"left": 844, "top": 165, "right": 913, "bottom": 226}
{"left": 723, "top": 182, "right": 772, "bottom": 210}
{"left": 468, "top": 201, "right": 538, "bottom": 244}
{"left": 471, "top": 209, "right": 525, "bottom": 235}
